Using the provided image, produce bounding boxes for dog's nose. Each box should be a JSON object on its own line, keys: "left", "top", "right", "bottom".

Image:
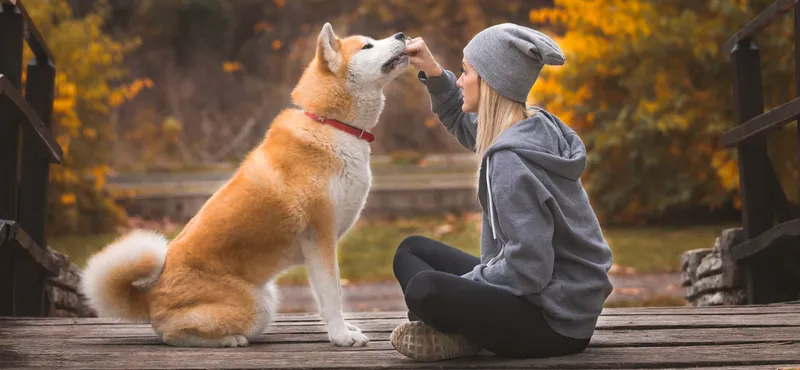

{"left": 394, "top": 32, "right": 405, "bottom": 41}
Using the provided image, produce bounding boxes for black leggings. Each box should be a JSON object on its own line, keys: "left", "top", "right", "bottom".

{"left": 393, "top": 235, "right": 590, "bottom": 359}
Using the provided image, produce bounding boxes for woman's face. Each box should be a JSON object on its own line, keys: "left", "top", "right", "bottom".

{"left": 456, "top": 58, "right": 480, "bottom": 113}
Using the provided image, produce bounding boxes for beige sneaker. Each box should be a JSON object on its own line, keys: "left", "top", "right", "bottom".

{"left": 390, "top": 321, "right": 482, "bottom": 362}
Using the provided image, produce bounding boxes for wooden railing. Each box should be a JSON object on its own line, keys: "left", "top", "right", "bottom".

{"left": 0, "top": 0, "right": 63, "bottom": 316}
{"left": 720, "top": 0, "right": 800, "bottom": 304}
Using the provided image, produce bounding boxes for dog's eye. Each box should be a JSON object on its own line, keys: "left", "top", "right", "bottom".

{"left": 362, "top": 44, "right": 373, "bottom": 50}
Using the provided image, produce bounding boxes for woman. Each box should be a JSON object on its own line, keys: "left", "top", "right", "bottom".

{"left": 390, "top": 24, "right": 614, "bottom": 362}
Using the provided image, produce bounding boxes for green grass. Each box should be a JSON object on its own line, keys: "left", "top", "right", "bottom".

{"left": 48, "top": 215, "right": 733, "bottom": 284}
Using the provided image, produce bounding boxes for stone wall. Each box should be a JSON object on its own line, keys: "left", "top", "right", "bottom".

{"left": 44, "top": 248, "right": 95, "bottom": 318}
{"left": 680, "top": 228, "right": 746, "bottom": 306}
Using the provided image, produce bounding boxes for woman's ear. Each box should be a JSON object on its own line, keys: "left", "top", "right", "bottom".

{"left": 316, "top": 22, "right": 342, "bottom": 73}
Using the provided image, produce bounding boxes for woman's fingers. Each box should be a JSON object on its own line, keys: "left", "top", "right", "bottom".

{"left": 405, "top": 41, "right": 424, "bottom": 54}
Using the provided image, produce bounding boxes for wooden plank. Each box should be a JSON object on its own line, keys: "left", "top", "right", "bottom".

{"left": 0, "top": 220, "right": 60, "bottom": 275}
{"left": 721, "top": 96, "right": 800, "bottom": 146}
{"left": 722, "top": 0, "right": 799, "bottom": 55}
{"left": 0, "top": 75, "right": 62, "bottom": 163}
{"left": 1, "top": 342, "right": 799, "bottom": 369}
{"left": 15, "top": 0, "right": 55, "bottom": 63}
{"left": 730, "top": 219, "right": 800, "bottom": 260}
{"left": 2, "top": 304, "right": 798, "bottom": 324}
{"left": 3, "top": 312, "right": 800, "bottom": 331}
{"left": 3, "top": 325, "right": 799, "bottom": 348}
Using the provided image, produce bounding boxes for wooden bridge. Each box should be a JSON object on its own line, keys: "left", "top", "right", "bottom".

{"left": 1, "top": 0, "right": 799, "bottom": 368}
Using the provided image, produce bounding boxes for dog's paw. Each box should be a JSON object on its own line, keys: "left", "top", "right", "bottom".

{"left": 345, "top": 322, "right": 363, "bottom": 333}
{"left": 232, "top": 335, "right": 250, "bottom": 347}
{"left": 329, "top": 329, "right": 369, "bottom": 347}
{"left": 211, "top": 335, "right": 249, "bottom": 348}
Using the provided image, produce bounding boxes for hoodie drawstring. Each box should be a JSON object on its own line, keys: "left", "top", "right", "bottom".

{"left": 486, "top": 156, "right": 497, "bottom": 240}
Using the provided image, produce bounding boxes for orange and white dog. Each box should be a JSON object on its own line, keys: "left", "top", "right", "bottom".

{"left": 79, "top": 23, "right": 409, "bottom": 348}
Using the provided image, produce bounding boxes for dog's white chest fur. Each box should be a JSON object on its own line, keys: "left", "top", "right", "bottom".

{"left": 330, "top": 132, "right": 371, "bottom": 238}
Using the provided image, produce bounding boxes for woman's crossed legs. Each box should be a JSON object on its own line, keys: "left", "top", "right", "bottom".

{"left": 392, "top": 235, "right": 589, "bottom": 359}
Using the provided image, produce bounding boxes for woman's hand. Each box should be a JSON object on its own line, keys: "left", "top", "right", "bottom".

{"left": 405, "top": 37, "right": 443, "bottom": 78}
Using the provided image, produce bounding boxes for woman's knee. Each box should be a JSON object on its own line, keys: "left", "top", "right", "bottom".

{"left": 395, "top": 235, "right": 432, "bottom": 256}
{"left": 403, "top": 270, "right": 444, "bottom": 314}
{"left": 392, "top": 235, "right": 429, "bottom": 274}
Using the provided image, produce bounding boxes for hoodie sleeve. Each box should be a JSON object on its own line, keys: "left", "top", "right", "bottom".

{"left": 464, "top": 150, "right": 555, "bottom": 296}
{"left": 418, "top": 68, "right": 477, "bottom": 152}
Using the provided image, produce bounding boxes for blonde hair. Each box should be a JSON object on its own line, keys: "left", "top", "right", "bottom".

{"left": 475, "top": 78, "right": 530, "bottom": 158}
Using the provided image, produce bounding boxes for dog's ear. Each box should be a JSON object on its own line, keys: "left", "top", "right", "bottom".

{"left": 316, "top": 22, "right": 342, "bottom": 73}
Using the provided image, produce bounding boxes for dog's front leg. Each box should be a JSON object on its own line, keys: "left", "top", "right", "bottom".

{"left": 301, "top": 224, "right": 369, "bottom": 347}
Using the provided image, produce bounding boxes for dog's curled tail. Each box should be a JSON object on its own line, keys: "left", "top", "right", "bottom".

{"left": 80, "top": 230, "right": 168, "bottom": 322}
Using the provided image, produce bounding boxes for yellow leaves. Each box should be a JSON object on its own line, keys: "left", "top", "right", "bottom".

{"left": 711, "top": 151, "right": 740, "bottom": 191}
{"left": 56, "top": 135, "right": 71, "bottom": 156}
{"left": 92, "top": 165, "right": 109, "bottom": 190}
{"left": 60, "top": 193, "right": 76, "bottom": 206}
{"left": 162, "top": 116, "right": 183, "bottom": 137}
{"left": 531, "top": 0, "right": 657, "bottom": 42}
{"left": 272, "top": 40, "right": 283, "bottom": 50}
{"left": 223, "top": 61, "right": 243, "bottom": 73}
{"left": 83, "top": 128, "right": 97, "bottom": 139}
{"left": 109, "top": 92, "right": 126, "bottom": 107}
{"left": 109, "top": 78, "right": 154, "bottom": 107}
{"left": 53, "top": 98, "right": 76, "bottom": 114}
{"left": 62, "top": 168, "right": 78, "bottom": 184}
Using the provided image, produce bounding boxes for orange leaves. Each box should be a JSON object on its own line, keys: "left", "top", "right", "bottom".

{"left": 222, "top": 61, "right": 243, "bottom": 73}
{"left": 272, "top": 40, "right": 283, "bottom": 50}
{"left": 59, "top": 193, "right": 77, "bottom": 206}
{"left": 109, "top": 78, "right": 154, "bottom": 107}
{"left": 273, "top": 0, "right": 286, "bottom": 8}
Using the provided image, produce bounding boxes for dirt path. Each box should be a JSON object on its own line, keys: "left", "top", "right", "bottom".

{"left": 276, "top": 273, "right": 684, "bottom": 313}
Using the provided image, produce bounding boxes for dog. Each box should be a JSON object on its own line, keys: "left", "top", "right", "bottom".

{"left": 79, "top": 23, "right": 409, "bottom": 348}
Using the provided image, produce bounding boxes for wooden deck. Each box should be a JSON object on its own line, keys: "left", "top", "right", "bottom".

{"left": 2, "top": 305, "right": 800, "bottom": 369}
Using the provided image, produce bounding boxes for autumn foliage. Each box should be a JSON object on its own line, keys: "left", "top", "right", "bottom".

{"left": 529, "top": 0, "right": 798, "bottom": 223}
{"left": 23, "top": 1, "right": 144, "bottom": 235}
{"left": 16, "top": 0, "right": 800, "bottom": 236}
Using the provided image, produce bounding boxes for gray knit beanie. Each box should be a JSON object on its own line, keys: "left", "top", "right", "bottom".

{"left": 463, "top": 23, "right": 565, "bottom": 103}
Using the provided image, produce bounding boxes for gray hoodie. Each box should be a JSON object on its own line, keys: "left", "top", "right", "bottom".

{"left": 419, "top": 69, "right": 613, "bottom": 340}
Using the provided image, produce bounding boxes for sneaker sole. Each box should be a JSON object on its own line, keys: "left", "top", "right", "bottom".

{"left": 390, "top": 321, "right": 481, "bottom": 362}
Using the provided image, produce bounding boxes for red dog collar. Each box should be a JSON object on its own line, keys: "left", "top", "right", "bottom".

{"left": 303, "top": 111, "right": 375, "bottom": 143}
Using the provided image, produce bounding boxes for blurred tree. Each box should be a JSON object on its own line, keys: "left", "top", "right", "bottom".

{"left": 23, "top": 0, "right": 142, "bottom": 235}
{"left": 529, "top": 0, "right": 797, "bottom": 224}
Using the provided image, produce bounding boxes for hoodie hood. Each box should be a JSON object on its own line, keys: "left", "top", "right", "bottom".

{"left": 479, "top": 108, "right": 587, "bottom": 241}
{"left": 485, "top": 109, "right": 586, "bottom": 181}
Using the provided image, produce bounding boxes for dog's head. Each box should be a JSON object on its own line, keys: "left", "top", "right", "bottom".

{"left": 314, "top": 22, "right": 409, "bottom": 87}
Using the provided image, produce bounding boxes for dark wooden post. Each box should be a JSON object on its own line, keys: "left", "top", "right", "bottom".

{"left": 19, "top": 59, "right": 55, "bottom": 248}
{"left": 0, "top": 3, "right": 23, "bottom": 221}
{"left": 796, "top": 4, "right": 800, "bottom": 200}
{"left": 731, "top": 40, "right": 779, "bottom": 304}
{"left": 0, "top": 2, "right": 25, "bottom": 317}
{"left": 13, "top": 58, "right": 57, "bottom": 317}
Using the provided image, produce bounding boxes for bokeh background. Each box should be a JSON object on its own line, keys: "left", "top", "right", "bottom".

{"left": 28, "top": 0, "right": 797, "bottom": 310}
